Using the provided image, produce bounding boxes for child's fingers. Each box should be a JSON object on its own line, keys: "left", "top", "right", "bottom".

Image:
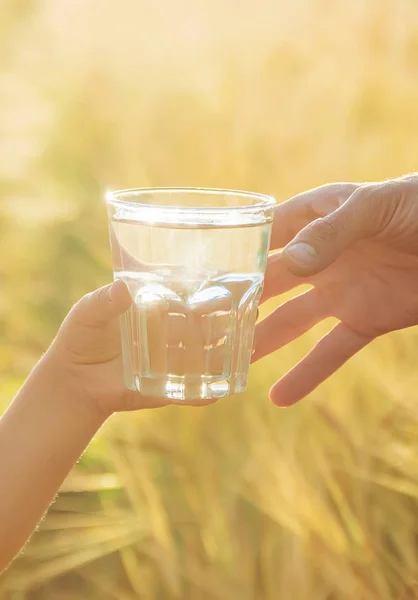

{"left": 122, "top": 390, "right": 218, "bottom": 410}
{"left": 122, "top": 390, "right": 170, "bottom": 410}
{"left": 75, "top": 281, "right": 132, "bottom": 327}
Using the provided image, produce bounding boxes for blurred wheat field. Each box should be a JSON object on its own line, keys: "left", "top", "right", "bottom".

{"left": 1, "top": 0, "right": 418, "bottom": 598}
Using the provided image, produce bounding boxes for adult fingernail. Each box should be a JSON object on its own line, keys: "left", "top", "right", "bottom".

{"left": 285, "top": 243, "right": 317, "bottom": 267}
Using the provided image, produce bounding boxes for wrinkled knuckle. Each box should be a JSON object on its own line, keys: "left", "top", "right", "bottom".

{"left": 310, "top": 217, "right": 339, "bottom": 244}
{"left": 368, "top": 180, "right": 403, "bottom": 207}
{"left": 390, "top": 178, "right": 416, "bottom": 204}
{"left": 362, "top": 181, "right": 408, "bottom": 230}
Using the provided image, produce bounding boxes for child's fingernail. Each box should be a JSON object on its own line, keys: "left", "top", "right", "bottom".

{"left": 106, "top": 283, "right": 114, "bottom": 300}
{"left": 109, "top": 280, "right": 124, "bottom": 300}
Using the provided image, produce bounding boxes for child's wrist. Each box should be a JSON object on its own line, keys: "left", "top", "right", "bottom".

{"left": 38, "top": 349, "right": 113, "bottom": 425}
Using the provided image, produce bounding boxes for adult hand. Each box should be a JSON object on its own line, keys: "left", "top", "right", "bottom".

{"left": 253, "top": 175, "right": 418, "bottom": 407}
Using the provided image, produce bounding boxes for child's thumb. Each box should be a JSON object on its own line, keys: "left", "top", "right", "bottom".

{"left": 75, "top": 280, "right": 132, "bottom": 326}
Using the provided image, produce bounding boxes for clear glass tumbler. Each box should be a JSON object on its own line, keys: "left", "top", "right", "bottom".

{"left": 106, "top": 188, "right": 275, "bottom": 402}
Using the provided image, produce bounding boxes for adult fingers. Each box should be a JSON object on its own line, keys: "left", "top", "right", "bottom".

{"left": 261, "top": 251, "right": 311, "bottom": 304}
{"left": 252, "top": 289, "right": 329, "bottom": 362}
{"left": 270, "top": 322, "right": 372, "bottom": 407}
{"left": 270, "top": 182, "right": 360, "bottom": 250}
{"left": 281, "top": 183, "right": 391, "bottom": 277}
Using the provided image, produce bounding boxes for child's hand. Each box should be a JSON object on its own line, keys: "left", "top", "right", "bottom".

{"left": 49, "top": 280, "right": 171, "bottom": 418}
{"left": 0, "top": 279, "right": 175, "bottom": 568}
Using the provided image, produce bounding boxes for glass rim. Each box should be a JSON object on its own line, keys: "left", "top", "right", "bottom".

{"left": 105, "top": 187, "right": 276, "bottom": 213}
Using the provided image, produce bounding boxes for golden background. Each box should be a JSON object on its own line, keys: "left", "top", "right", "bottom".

{"left": 1, "top": 0, "right": 418, "bottom": 598}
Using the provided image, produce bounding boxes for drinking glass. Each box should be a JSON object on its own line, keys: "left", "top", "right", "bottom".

{"left": 106, "top": 188, "right": 275, "bottom": 402}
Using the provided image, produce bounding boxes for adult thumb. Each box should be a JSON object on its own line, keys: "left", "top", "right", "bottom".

{"left": 74, "top": 280, "right": 133, "bottom": 326}
{"left": 282, "top": 185, "right": 379, "bottom": 276}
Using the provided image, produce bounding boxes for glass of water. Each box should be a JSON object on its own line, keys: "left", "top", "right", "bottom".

{"left": 106, "top": 188, "right": 275, "bottom": 402}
